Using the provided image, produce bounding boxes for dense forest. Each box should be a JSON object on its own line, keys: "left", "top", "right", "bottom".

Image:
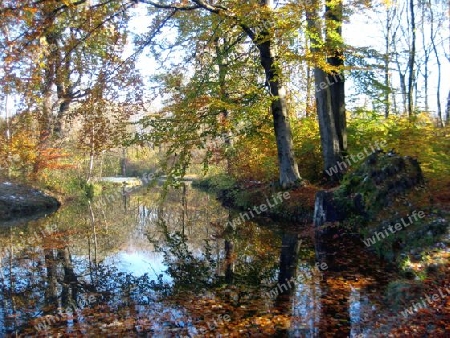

{"left": 0, "top": 0, "right": 449, "bottom": 336}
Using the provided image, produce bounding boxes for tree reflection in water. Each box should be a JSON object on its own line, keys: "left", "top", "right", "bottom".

{"left": 0, "top": 184, "right": 391, "bottom": 336}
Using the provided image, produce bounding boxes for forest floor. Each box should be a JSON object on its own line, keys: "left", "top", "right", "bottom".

{"left": 368, "top": 180, "right": 450, "bottom": 336}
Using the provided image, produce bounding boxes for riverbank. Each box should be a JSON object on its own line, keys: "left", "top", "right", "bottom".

{"left": 193, "top": 176, "right": 319, "bottom": 225}
{"left": 193, "top": 152, "right": 450, "bottom": 336}
{"left": 0, "top": 180, "right": 60, "bottom": 223}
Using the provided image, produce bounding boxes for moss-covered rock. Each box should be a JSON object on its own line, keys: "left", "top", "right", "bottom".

{"left": 335, "top": 151, "right": 424, "bottom": 219}
{"left": 313, "top": 151, "right": 431, "bottom": 261}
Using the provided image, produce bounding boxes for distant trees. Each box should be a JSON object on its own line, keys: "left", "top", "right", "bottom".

{"left": 0, "top": 0, "right": 143, "bottom": 178}
{"left": 351, "top": 0, "right": 449, "bottom": 123}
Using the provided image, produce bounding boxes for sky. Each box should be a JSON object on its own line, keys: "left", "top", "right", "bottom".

{"left": 345, "top": 4, "right": 450, "bottom": 115}
{"left": 127, "top": 1, "right": 449, "bottom": 117}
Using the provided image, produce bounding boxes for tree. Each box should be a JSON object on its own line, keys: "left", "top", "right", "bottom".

{"left": 249, "top": 0, "right": 301, "bottom": 187}
{"left": 306, "top": 0, "right": 347, "bottom": 179}
{"left": 407, "top": 0, "right": 416, "bottom": 117}
{"left": 381, "top": 2, "right": 397, "bottom": 117}
{"left": 1, "top": 0, "right": 143, "bottom": 180}
{"left": 135, "top": 0, "right": 302, "bottom": 187}
{"left": 141, "top": 9, "right": 272, "bottom": 182}
{"left": 0, "top": 0, "right": 141, "bottom": 136}
{"left": 446, "top": 92, "right": 450, "bottom": 124}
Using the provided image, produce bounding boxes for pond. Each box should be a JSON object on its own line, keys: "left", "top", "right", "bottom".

{"left": 0, "top": 183, "right": 395, "bottom": 337}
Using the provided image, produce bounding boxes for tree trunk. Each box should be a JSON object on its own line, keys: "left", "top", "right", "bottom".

{"left": 87, "top": 152, "right": 94, "bottom": 182}
{"left": 87, "top": 125, "right": 95, "bottom": 182}
{"left": 325, "top": 0, "right": 347, "bottom": 156}
{"left": 399, "top": 71, "right": 407, "bottom": 113}
{"left": 446, "top": 90, "right": 450, "bottom": 124}
{"left": 4, "top": 92, "right": 12, "bottom": 179}
{"left": 256, "top": 40, "right": 301, "bottom": 188}
{"left": 305, "top": 40, "right": 313, "bottom": 116}
{"left": 407, "top": 0, "right": 416, "bottom": 117}
{"left": 3, "top": 27, "right": 12, "bottom": 178}
{"left": 121, "top": 148, "right": 127, "bottom": 176}
{"left": 37, "top": 62, "right": 54, "bottom": 141}
{"left": 307, "top": 0, "right": 345, "bottom": 179}
{"left": 314, "top": 68, "right": 342, "bottom": 174}
{"left": 429, "top": 2, "right": 444, "bottom": 127}
{"left": 215, "top": 37, "right": 233, "bottom": 172}
{"left": 421, "top": 6, "right": 430, "bottom": 113}
{"left": 384, "top": 9, "right": 392, "bottom": 118}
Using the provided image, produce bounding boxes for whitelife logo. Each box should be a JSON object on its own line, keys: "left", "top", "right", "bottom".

{"left": 363, "top": 210, "right": 425, "bottom": 247}
{"left": 401, "top": 286, "right": 450, "bottom": 318}
{"left": 325, "top": 140, "right": 387, "bottom": 177}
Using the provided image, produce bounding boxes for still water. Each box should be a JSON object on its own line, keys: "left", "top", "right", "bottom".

{"left": 0, "top": 184, "right": 392, "bottom": 337}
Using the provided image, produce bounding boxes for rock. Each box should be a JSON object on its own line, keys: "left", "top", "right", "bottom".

{"left": 313, "top": 151, "right": 426, "bottom": 264}
{"left": 313, "top": 190, "right": 345, "bottom": 234}
{"left": 330, "top": 152, "right": 424, "bottom": 222}
{"left": 0, "top": 181, "right": 60, "bottom": 223}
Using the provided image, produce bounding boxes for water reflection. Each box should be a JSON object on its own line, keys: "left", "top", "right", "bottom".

{"left": 0, "top": 184, "right": 392, "bottom": 336}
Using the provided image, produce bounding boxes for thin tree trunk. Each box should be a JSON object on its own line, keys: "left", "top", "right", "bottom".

{"left": 399, "top": 71, "right": 407, "bottom": 113}
{"left": 87, "top": 123, "right": 95, "bottom": 182}
{"left": 446, "top": 90, "right": 450, "bottom": 123}
{"left": 3, "top": 27, "right": 12, "bottom": 178}
{"left": 384, "top": 50, "right": 391, "bottom": 117}
{"left": 4, "top": 93, "right": 12, "bottom": 179}
{"left": 305, "top": 39, "right": 313, "bottom": 116}
{"left": 421, "top": 6, "right": 430, "bottom": 113}
{"left": 99, "top": 150, "right": 104, "bottom": 178}
{"left": 121, "top": 147, "right": 127, "bottom": 176}
{"left": 407, "top": 0, "right": 416, "bottom": 117}
{"left": 429, "top": 1, "right": 444, "bottom": 127}
{"left": 181, "top": 183, "right": 187, "bottom": 235}
{"left": 392, "top": 85, "right": 398, "bottom": 114}
{"left": 384, "top": 9, "right": 391, "bottom": 118}
{"left": 88, "top": 201, "right": 98, "bottom": 282}
{"left": 424, "top": 58, "right": 429, "bottom": 112}
{"left": 88, "top": 151, "right": 95, "bottom": 182}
